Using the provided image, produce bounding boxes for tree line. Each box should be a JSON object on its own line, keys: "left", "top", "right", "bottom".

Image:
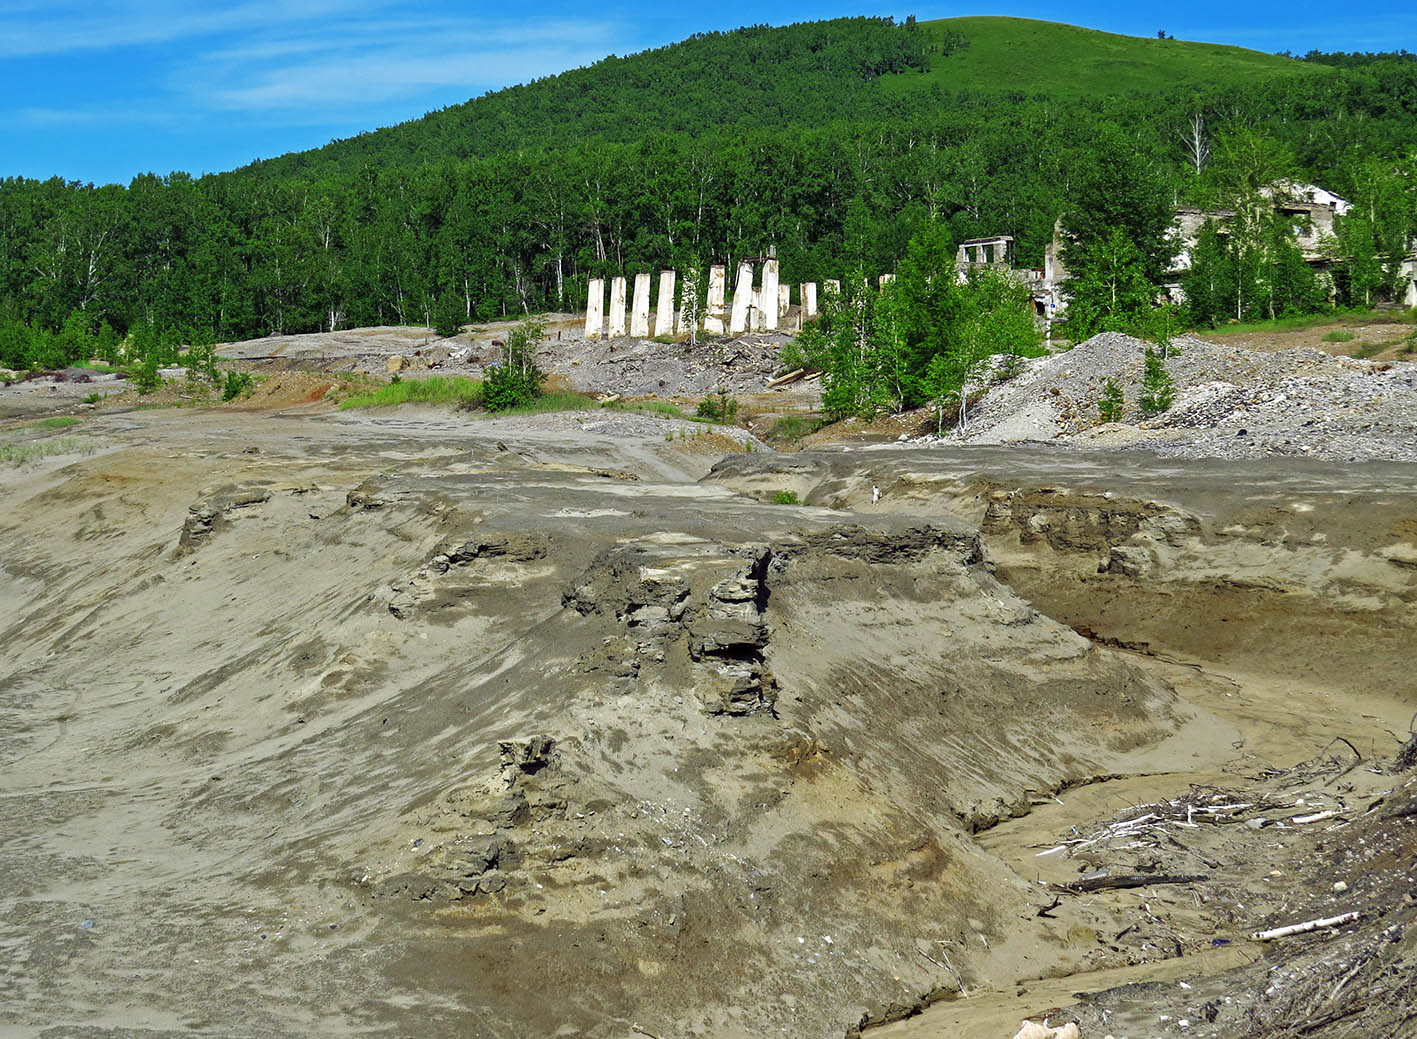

{"left": 2, "top": 20, "right": 1417, "bottom": 372}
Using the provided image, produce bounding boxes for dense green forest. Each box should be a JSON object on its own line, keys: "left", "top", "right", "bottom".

{"left": 3, "top": 15, "right": 1417, "bottom": 373}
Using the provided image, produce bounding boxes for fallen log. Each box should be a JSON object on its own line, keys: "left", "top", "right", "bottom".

{"left": 1057, "top": 873, "right": 1209, "bottom": 894}
{"left": 765, "top": 368, "right": 805, "bottom": 389}
{"left": 1250, "top": 911, "right": 1361, "bottom": 942}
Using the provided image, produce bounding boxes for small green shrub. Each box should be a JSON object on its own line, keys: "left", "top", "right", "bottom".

{"left": 83, "top": 392, "right": 102, "bottom": 404}
{"left": 1138, "top": 347, "right": 1176, "bottom": 415}
{"left": 776, "top": 339, "right": 808, "bottom": 374}
{"left": 483, "top": 317, "right": 545, "bottom": 411}
{"left": 132, "top": 358, "right": 161, "bottom": 394}
{"left": 222, "top": 370, "right": 254, "bottom": 401}
{"left": 770, "top": 490, "right": 800, "bottom": 505}
{"left": 696, "top": 388, "right": 739, "bottom": 423}
{"left": 1098, "top": 378, "right": 1125, "bottom": 423}
{"left": 1322, "top": 329, "right": 1356, "bottom": 343}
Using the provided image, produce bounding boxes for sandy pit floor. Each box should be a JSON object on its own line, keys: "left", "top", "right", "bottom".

{"left": 2, "top": 384, "right": 1415, "bottom": 1038}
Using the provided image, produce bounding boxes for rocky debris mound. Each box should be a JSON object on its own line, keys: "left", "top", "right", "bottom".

{"left": 536, "top": 330, "right": 795, "bottom": 397}
{"left": 940, "top": 332, "right": 1417, "bottom": 462}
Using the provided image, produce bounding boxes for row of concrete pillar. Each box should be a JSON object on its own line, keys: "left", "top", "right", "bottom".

{"left": 584, "top": 261, "right": 897, "bottom": 340}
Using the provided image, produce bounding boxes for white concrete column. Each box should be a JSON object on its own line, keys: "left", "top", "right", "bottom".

{"left": 703, "top": 265, "right": 727, "bottom": 335}
{"left": 802, "top": 282, "right": 818, "bottom": 318}
{"left": 630, "top": 273, "right": 651, "bottom": 337}
{"left": 879, "top": 273, "right": 895, "bottom": 288}
{"left": 609, "top": 276, "right": 627, "bottom": 338}
{"left": 654, "top": 270, "right": 676, "bottom": 337}
{"left": 760, "top": 259, "right": 780, "bottom": 332}
{"left": 729, "top": 261, "right": 754, "bottom": 335}
{"left": 777, "top": 284, "right": 790, "bottom": 322}
{"left": 585, "top": 278, "right": 604, "bottom": 339}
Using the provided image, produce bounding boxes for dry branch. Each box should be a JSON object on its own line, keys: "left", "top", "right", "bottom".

{"left": 1057, "top": 873, "right": 1209, "bottom": 894}
{"left": 1250, "top": 911, "right": 1361, "bottom": 942}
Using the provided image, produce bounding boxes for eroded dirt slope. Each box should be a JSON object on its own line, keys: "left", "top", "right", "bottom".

{"left": 2, "top": 410, "right": 1198, "bottom": 1038}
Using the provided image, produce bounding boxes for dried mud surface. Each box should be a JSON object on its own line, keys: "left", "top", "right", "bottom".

{"left": 2, "top": 394, "right": 1415, "bottom": 1038}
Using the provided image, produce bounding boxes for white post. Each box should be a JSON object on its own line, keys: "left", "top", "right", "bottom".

{"left": 778, "top": 284, "right": 790, "bottom": 322}
{"left": 654, "top": 270, "right": 675, "bottom": 337}
{"left": 761, "top": 259, "right": 780, "bottom": 331}
{"left": 630, "top": 273, "right": 651, "bottom": 337}
{"left": 703, "top": 265, "right": 727, "bottom": 335}
{"left": 879, "top": 273, "right": 895, "bottom": 288}
{"left": 729, "top": 261, "right": 754, "bottom": 335}
{"left": 802, "top": 282, "right": 818, "bottom": 318}
{"left": 609, "top": 276, "right": 627, "bottom": 338}
{"left": 585, "top": 278, "right": 604, "bottom": 339}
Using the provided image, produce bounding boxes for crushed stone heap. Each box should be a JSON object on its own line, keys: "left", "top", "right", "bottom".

{"left": 943, "top": 332, "right": 1417, "bottom": 463}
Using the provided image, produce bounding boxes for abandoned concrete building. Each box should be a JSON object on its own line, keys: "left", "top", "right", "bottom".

{"left": 962, "top": 182, "right": 1366, "bottom": 325}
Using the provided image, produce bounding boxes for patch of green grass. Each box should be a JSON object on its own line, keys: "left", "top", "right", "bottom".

{"left": 339, "top": 375, "right": 484, "bottom": 409}
{"left": 493, "top": 391, "right": 597, "bottom": 415}
{"left": 1322, "top": 329, "right": 1356, "bottom": 342}
{"left": 770, "top": 490, "right": 801, "bottom": 505}
{"left": 0, "top": 436, "right": 94, "bottom": 466}
{"left": 27, "top": 416, "right": 82, "bottom": 430}
{"left": 884, "top": 17, "right": 1329, "bottom": 101}
{"left": 767, "top": 415, "right": 827, "bottom": 442}
{"left": 1205, "top": 308, "right": 1415, "bottom": 338}
{"left": 601, "top": 399, "right": 693, "bottom": 420}
{"left": 1353, "top": 337, "right": 1405, "bottom": 359}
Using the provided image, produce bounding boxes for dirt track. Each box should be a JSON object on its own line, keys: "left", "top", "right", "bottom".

{"left": 2, "top": 386, "right": 1416, "bottom": 1037}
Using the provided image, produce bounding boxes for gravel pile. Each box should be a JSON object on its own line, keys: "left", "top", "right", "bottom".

{"left": 536, "top": 330, "right": 793, "bottom": 398}
{"left": 940, "top": 332, "right": 1417, "bottom": 462}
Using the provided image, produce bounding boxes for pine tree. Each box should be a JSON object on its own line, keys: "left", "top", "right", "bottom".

{"left": 1138, "top": 346, "right": 1176, "bottom": 414}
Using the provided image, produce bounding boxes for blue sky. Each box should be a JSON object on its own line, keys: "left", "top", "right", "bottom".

{"left": 2, "top": 1, "right": 1413, "bottom": 185}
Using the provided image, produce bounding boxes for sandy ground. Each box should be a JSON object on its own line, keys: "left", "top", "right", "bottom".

{"left": 3, "top": 343, "right": 1417, "bottom": 1037}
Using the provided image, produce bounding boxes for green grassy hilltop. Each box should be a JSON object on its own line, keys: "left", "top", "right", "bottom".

{"left": 896, "top": 16, "right": 1329, "bottom": 97}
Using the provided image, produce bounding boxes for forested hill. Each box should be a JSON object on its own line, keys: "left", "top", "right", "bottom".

{"left": 238, "top": 18, "right": 933, "bottom": 181}
{"left": 4, "top": 15, "right": 1417, "bottom": 364}
{"left": 238, "top": 16, "right": 1322, "bottom": 182}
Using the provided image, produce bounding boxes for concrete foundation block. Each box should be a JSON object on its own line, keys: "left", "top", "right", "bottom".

{"left": 729, "top": 261, "right": 754, "bottom": 335}
{"left": 585, "top": 278, "right": 604, "bottom": 339}
{"left": 654, "top": 270, "right": 675, "bottom": 337}
{"left": 631, "top": 272, "right": 651, "bottom": 338}
{"left": 761, "top": 259, "right": 780, "bottom": 332}
{"left": 609, "top": 277, "right": 627, "bottom": 338}
{"left": 704, "top": 265, "right": 727, "bottom": 335}
{"left": 802, "top": 282, "right": 818, "bottom": 318}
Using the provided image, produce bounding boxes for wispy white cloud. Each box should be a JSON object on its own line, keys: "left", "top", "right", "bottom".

{"left": 187, "top": 19, "right": 613, "bottom": 114}
{"left": 0, "top": 0, "right": 380, "bottom": 57}
{"left": 2, "top": 1, "right": 619, "bottom": 132}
